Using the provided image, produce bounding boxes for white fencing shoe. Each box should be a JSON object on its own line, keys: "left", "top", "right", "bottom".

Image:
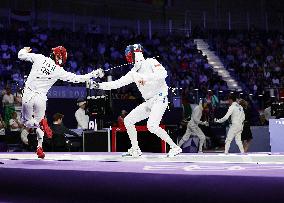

{"left": 167, "top": 146, "right": 182, "bottom": 157}
{"left": 122, "top": 147, "right": 142, "bottom": 158}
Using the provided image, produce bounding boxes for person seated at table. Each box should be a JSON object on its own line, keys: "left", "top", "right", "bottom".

{"left": 50, "top": 113, "right": 79, "bottom": 152}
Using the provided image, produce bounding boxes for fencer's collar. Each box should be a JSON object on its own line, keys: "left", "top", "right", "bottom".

{"left": 134, "top": 52, "right": 145, "bottom": 63}
{"left": 132, "top": 57, "right": 145, "bottom": 72}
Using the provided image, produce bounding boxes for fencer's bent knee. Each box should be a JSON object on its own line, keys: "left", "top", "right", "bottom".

{"left": 235, "top": 139, "right": 242, "bottom": 145}
{"left": 199, "top": 135, "right": 205, "bottom": 141}
{"left": 182, "top": 134, "right": 190, "bottom": 140}
{"left": 147, "top": 123, "right": 159, "bottom": 134}
{"left": 225, "top": 137, "right": 233, "bottom": 143}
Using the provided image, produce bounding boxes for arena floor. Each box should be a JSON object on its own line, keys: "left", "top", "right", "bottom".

{"left": 1, "top": 152, "right": 284, "bottom": 203}
{"left": 1, "top": 152, "right": 284, "bottom": 164}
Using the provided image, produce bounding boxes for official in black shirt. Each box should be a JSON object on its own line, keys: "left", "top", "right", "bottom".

{"left": 239, "top": 99, "right": 253, "bottom": 152}
{"left": 50, "top": 113, "right": 79, "bottom": 152}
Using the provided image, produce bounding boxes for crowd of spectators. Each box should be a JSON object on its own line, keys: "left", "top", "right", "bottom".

{"left": 0, "top": 22, "right": 226, "bottom": 101}
{"left": 2, "top": 22, "right": 281, "bottom": 132}
{"left": 0, "top": 22, "right": 228, "bottom": 148}
{"left": 209, "top": 28, "right": 284, "bottom": 105}
{"left": 1, "top": 22, "right": 282, "bottom": 153}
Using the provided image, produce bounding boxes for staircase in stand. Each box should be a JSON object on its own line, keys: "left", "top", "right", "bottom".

{"left": 194, "top": 39, "right": 242, "bottom": 91}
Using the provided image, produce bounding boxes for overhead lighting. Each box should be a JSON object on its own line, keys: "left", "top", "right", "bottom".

{"left": 194, "top": 88, "right": 199, "bottom": 91}
{"left": 249, "top": 93, "right": 253, "bottom": 96}
{"left": 258, "top": 94, "right": 263, "bottom": 97}
{"left": 219, "top": 90, "right": 223, "bottom": 93}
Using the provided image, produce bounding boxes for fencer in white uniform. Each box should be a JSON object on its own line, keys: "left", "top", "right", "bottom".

{"left": 91, "top": 44, "right": 182, "bottom": 157}
{"left": 214, "top": 94, "right": 245, "bottom": 154}
{"left": 18, "top": 46, "right": 104, "bottom": 158}
{"left": 178, "top": 99, "right": 209, "bottom": 152}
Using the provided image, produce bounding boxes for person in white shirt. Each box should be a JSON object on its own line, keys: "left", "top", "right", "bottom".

{"left": 9, "top": 111, "right": 23, "bottom": 132}
{"left": 2, "top": 87, "right": 15, "bottom": 127}
{"left": 18, "top": 46, "right": 104, "bottom": 158}
{"left": 75, "top": 98, "right": 89, "bottom": 129}
{"left": 2, "top": 87, "right": 14, "bottom": 105}
{"left": 91, "top": 44, "right": 182, "bottom": 157}
{"left": 272, "top": 76, "right": 280, "bottom": 86}
{"left": 21, "top": 127, "right": 30, "bottom": 145}
{"left": 0, "top": 114, "right": 6, "bottom": 136}
{"left": 178, "top": 99, "right": 209, "bottom": 152}
{"left": 214, "top": 94, "right": 245, "bottom": 154}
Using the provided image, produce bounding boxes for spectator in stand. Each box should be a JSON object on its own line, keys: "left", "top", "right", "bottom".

{"left": 181, "top": 87, "right": 192, "bottom": 120}
{"left": 272, "top": 74, "right": 280, "bottom": 87}
{"left": 206, "top": 90, "right": 219, "bottom": 109}
{"left": 199, "top": 72, "right": 208, "bottom": 84}
{"left": 211, "top": 29, "right": 284, "bottom": 112}
{"left": 14, "top": 87, "right": 23, "bottom": 120}
{"left": 0, "top": 23, "right": 221, "bottom": 104}
{"left": 9, "top": 111, "right": 23, "bottom": 134}
{"left": 2, "top": 87, "right": 14, "bottom": 105}
{"left": 0, "top": 114, "right": 6, "bottom": 136}
{"left": 206, "top": 90, "right": 219, "bottom": 122}
{"left": 20, "top": 127, "right": 30, "bottom": 146}
{"left": 117, "top": 110, "right": 127, "bottom": 128}
{"left": 2, "top": 87, "right": 15, "bottom": 125}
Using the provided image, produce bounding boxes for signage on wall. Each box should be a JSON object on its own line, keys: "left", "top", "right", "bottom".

{"left": 47, "top": 86, "right": 86, "bottom": 98}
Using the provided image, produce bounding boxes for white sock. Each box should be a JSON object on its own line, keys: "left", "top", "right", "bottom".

{"left": 225, "top": 141, "right": 231, "bottom": 154}
{"left": 199, "top": 138, "right": 205, "bottom": 152}
{"left": 155, "top": 128, "right": 177, "bottom": 148}
{"left": 36, "top": 128, "right": 44, "bottom": 148}
{"left": 125, "top": 125, "right": 139, "bottom": 149}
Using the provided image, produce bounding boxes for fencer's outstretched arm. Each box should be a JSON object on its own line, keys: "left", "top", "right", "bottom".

{"left": 95, "top": 71, "right": 134, "bottom": 90}
{"left": 58, "top": 68, "right": 104, "bottom": 83}
{"left": 215, "top": 105, "right": 233, "bottom": 123}
{"left": 18, "top": 47, "right": 44, "bottom": 63}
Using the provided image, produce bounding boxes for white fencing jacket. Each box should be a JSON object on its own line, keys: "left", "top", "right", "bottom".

{"left": 216, "top": 102, "right": 245, "bottom": 125}
{"left": 18, "top": 48, "right": 100, "bottom": 99}
{"left": 99, "top": 58, "right": 168, "bottom": 100}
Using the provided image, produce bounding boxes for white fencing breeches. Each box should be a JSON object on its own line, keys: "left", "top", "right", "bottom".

{"left": 124, "top": 96, "right": 177, "bottom": 149}
{"left": 225, "top": 124, "right": 244, "bottom": 153}
{"left": 178, "top": 123, "right": 206, "bottom": 152}
{"left": 22, "top": 88, "right": 46, "bottom": 147}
